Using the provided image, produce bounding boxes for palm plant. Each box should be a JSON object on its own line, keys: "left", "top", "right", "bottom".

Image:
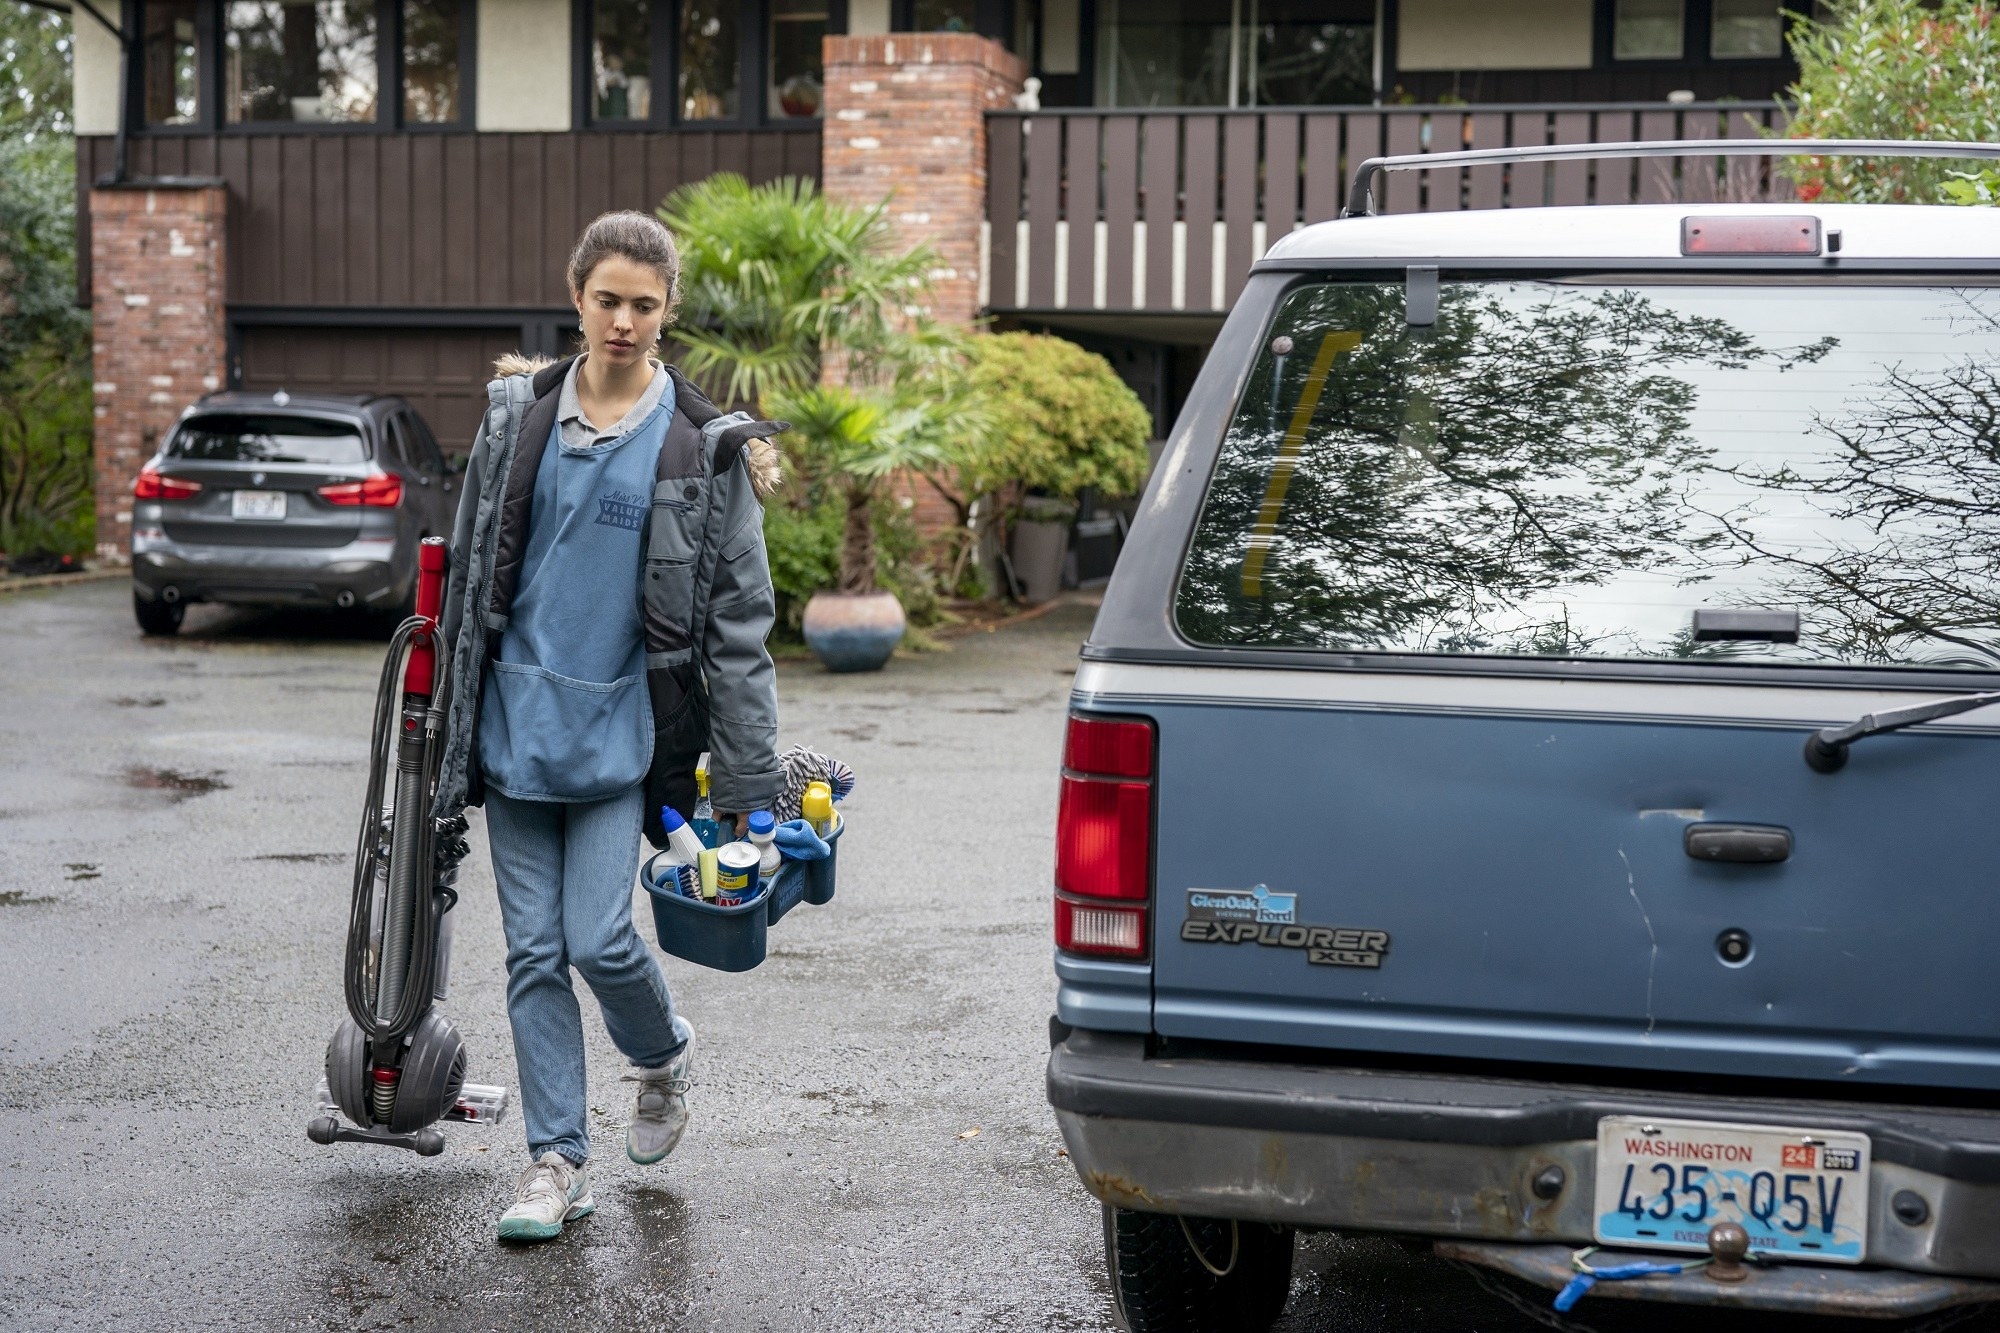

{"left": 661, "top": 174, "right": 936, "bottom": 410}
{"left": 768, "top": 369, "right": 987, "bottom": 595}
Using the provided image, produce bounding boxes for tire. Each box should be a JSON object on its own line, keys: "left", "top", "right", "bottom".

{"left": 133, "top": 590, "right": 183, "bottom": 637}
{"left": 1103, "top": 1205, "right": 1295, "bottom": 1333}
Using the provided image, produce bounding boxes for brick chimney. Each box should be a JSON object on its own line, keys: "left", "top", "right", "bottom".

{"left": 820, "top": 34, "right": 1025, "bottom": 540}
{"left": 88, "top": 183, "right": 228, "bottom": 562}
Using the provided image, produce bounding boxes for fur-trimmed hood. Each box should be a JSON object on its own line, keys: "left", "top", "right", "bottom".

{"left": 491, "top": 352, "right": 782, "bottom": 499}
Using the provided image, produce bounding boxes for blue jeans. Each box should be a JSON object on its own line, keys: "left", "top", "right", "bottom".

{"left": 485, "top": 785, "right": 687, "bottom": 1165}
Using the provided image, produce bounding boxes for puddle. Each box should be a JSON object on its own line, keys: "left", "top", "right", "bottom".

{"left": 0, "top": 890, "right": 55, "bottom": 906}
{"left": 125, "top": 766, "right": 229, "bottom": 800}
{"left": 251, "top": 852, "right": 343, "bottom": 864}
{"left": 64, "top": 863, "right": 101, "bottom": 881}
{"left": 111, "top": 696, "right": 167, "bottom": 708}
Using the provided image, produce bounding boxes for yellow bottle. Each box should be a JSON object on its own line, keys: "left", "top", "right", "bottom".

{"left": 800, "top": 780, "right": 837, "bottom": 838}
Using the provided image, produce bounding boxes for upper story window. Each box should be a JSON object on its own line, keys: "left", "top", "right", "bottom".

{"left": 1095, "top": 0, "right": 1373, "bottom": 108}
{"left": 225, "top": 0, "right": 379, "bottom": 124}
{"left": 1613, "top": 0, "right": 1685, "bottom": 60}
{"left": 402, "top": 0, "right": 463, "bottom": 120}
{"left": 137, "top": 0, "right": 473, "bottom": 130}
{"left": 590, "top": 0, "right": 654, "bottom": 121}
{"left": 1711, "top": 0, "right": 1785, "bottom": 58}
{"left": 913, "top": 0, "right": 976, "bottom": 30}
{"left": 143, "top": 0, "right": 203, "bottom": 125}
{"left": 769, "top": 0, "right": 827, "bottom": 119}
{"left": 678, "top": 1, "right": 739, "bottom": 119}
{"left": 584, "top": 0, "right": 831, "bottom": 128}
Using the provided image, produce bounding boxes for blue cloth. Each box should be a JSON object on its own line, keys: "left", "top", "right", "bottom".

{"left": 773, "top": 819, "right": 831, "bottom": 861}
{"left": 479, "top": 382, "right": 675, "bottom": 802}
{"left": 486, "top": 785, "right": 688, "bottom": 1165}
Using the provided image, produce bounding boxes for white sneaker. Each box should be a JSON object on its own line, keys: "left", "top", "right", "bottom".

{"left": 625, "top": 1024, "right": 695, "bottom": 1165}
{"left": 496, "top": 1151, "right": 593, "bottom": 1242}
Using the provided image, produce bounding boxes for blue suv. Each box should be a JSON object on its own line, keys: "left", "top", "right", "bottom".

{"left": 1049, "top": 141, "right": 2000, "bottom": 1327}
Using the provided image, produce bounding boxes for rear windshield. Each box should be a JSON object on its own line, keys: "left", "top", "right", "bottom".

{"left": 1175, "top": 280, "right": 2000, "bottom": 671}
{"left": 166, "top": 414, "right": 369, "bottom": 466}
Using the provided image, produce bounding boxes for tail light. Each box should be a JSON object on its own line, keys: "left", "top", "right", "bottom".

{"left": 134, "top": 467, "right": 202, "bottom": 501}
{"left": 1055, "top": 714, "right": 1154, "bottom": 960}
{"left": 318, "top": 473, "right": 403, "bottom": 507}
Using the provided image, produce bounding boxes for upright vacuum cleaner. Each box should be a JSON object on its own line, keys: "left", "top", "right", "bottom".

{"left": 308, "top": 536, "right": 509, "bottom": 1155}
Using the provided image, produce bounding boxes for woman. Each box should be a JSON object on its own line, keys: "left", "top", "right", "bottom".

{"left": 433, "top": 211, "right": 788, "bottom": 1242}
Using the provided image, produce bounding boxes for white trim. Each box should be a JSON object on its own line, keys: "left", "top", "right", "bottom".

{"left": 1053, "top": 220, "right": 1070, "bottom": 307}
{"left": 1093, "top": 220, "right": 1109, "bottom": 309}
{"left": 977, "top": 220, "right": 991, "bottom": 310}
{"left": 1073, "top": 660, "right": 2000, "bottom": 731}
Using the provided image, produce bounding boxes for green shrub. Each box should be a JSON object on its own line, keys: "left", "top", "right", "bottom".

{"left": 1785, "top": 0, "right": 2000, "bottom": 204}
{"left": 961, "top": 333, "right": 1153, "bottom": 501}
{"left": 760, "top": 486, "right": 942, "bottom": 636}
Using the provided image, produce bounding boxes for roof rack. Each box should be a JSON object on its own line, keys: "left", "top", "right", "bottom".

{"left": 1343, "top": 138, "right": 2000, "bottom": 218}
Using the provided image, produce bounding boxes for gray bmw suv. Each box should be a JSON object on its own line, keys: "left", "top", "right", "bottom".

{"left": 130, "top": 391, "right": 460, "bottom": 636}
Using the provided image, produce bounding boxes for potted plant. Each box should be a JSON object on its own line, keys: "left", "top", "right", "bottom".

{"left": 768, "top": 373, "right": 970, "bottom": 671}
{"left": 929, "top": 333, "right": 1155, "bottom": 602}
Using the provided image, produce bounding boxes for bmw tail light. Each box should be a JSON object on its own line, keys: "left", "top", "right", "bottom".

{"left": 1055, "top": 714, "right": 1154, "bottom": 959}
{"left": 318, "top": 473, "right": 403, "bottom": 507}
{"left": 135, "top": 467, "right": 202, "bottom": 501}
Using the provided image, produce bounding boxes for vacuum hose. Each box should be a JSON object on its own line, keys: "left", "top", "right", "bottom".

{"left": 344, "top": 541, "right": 452, "bottom": 1044}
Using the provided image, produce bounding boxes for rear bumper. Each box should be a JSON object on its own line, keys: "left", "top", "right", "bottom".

{"left": 131, "top": 530, "right": 405, "bottom": 607}
{"left": 1048, "top": 1029, "right": 2000, "bottom": 1281}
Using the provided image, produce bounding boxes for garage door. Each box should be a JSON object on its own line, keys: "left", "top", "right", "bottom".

{"left": 236, "top": 326, "right": 526, "bottom": 455}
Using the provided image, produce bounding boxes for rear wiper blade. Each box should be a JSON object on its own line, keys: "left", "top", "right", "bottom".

{"left": 1804, "top": 690, "right": 2000, "bottom": 772}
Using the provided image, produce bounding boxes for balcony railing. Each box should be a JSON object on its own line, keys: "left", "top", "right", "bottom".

{"left": 984, "top": 102, "right": 1790, "bottom": 316}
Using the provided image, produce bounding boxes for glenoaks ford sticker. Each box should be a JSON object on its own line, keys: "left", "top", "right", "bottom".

{"left": 1180, "top": 887, "right": 1390, "bottom": 968}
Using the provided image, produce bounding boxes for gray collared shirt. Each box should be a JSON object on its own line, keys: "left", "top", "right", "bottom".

{"left": 556, "top": 355, "right": 670, "bottom": 451}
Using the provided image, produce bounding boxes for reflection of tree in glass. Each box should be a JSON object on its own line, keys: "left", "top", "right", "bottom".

{"left": 402, "top": 0, "right": 459, "bottom": 123}
{"left": 1178, "top": 283, "right": 1826, "bottom": 650}
{"left": 1716, "top": 294, "right": 2000, "bottom": 667}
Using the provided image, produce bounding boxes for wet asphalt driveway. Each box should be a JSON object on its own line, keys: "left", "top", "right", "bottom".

{"left": 3, "top": 580, "right": 1996, "bottom": 1333}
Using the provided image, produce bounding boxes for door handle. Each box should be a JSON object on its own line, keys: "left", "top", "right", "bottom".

{"left": 1684, "top": 823, "right": 1791, "bottom": 864}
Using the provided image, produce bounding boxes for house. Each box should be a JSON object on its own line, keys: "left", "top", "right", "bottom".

{"left": 70, "top": 0, "right": 1799, "bottom": 559}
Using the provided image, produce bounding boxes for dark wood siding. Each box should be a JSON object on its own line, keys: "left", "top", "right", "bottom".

{"left": 238, "top": 325, "right": 524, "bottom": 450}
{"left": 78, "top": 130, "right": 821, "bottom": 309}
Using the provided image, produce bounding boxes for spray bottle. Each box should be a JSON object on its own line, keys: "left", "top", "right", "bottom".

{"left": 692, "top": 763, "right": 723, "bottom": 849}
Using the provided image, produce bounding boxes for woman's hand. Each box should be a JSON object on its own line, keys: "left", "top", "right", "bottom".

{"left": 717, "top": 812, "right": 749, "bottom": 839}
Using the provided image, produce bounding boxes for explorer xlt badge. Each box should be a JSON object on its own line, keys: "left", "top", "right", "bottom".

{"left": 1181, "top": 888, "right": 1390, "bottom": 968}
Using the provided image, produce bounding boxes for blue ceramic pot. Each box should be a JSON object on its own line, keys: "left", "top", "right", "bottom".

{"left": 802, "top": 590, "right": 905, "bottom": 673}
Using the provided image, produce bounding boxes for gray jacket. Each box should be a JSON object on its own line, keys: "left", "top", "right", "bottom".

{"left": 434, "top": 354, "right": 788, "bottom": 846}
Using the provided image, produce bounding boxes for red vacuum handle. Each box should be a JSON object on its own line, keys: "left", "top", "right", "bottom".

{"left": 404, "top": 537, "right": 448, "bottom": 697}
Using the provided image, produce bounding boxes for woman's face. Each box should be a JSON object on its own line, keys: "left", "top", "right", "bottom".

{"left": 573, "top": 254, "right": 669, "bottom": 371}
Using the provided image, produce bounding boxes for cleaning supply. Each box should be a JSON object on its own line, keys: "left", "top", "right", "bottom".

{"left": 659, "top": 806, "right": 708, "bottom": 869}
{"left": 773, "top": 819, "right": 831, "bottom": 862}
{"left": 697, "top": 847, "right": 719, "bottom": 900}
{"left": 774, "top": 745, "right": 856, "bottom": 820}
{"left": 800, "top": 781, "right": 837, "bottom": 838}
{"left": 747, "top": 811, "right": 781, "bottom": 876}
{"left": 715, "top": 842, "right": 761, "bottom": 906}
{"left": 692, "top": 764, "right": 723, "bottom": 849}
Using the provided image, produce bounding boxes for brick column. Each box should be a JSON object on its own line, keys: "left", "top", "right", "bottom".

{"left": 821, "top": 35, "right": 1024, "bottom": 541}
{"left": 821, "top": 33, "right": 1025, "bottom": 331}
{"left": 88, "top": 183, "right": 228, "bottom": 562}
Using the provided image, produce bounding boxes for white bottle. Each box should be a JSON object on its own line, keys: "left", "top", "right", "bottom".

{"left": 747, "top": 810, "right": 781, "bottom": 877}
{"left": 659, "top": 806, "right": 708, "bottom": 867}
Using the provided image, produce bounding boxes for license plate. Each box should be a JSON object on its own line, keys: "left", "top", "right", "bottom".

{"left": 1593, "top": 1116, "right": 1869, "bottom": 1263}
{"left": 232, "top": 489, "right": 286, "bottom": 520}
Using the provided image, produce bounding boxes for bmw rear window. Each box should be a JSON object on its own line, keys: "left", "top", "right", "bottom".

{"left": 166, "top": 414, "right": 369, "bottom": 466}
{"left": 1175, "top": 279, "right": 2000, "bottom": 671}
